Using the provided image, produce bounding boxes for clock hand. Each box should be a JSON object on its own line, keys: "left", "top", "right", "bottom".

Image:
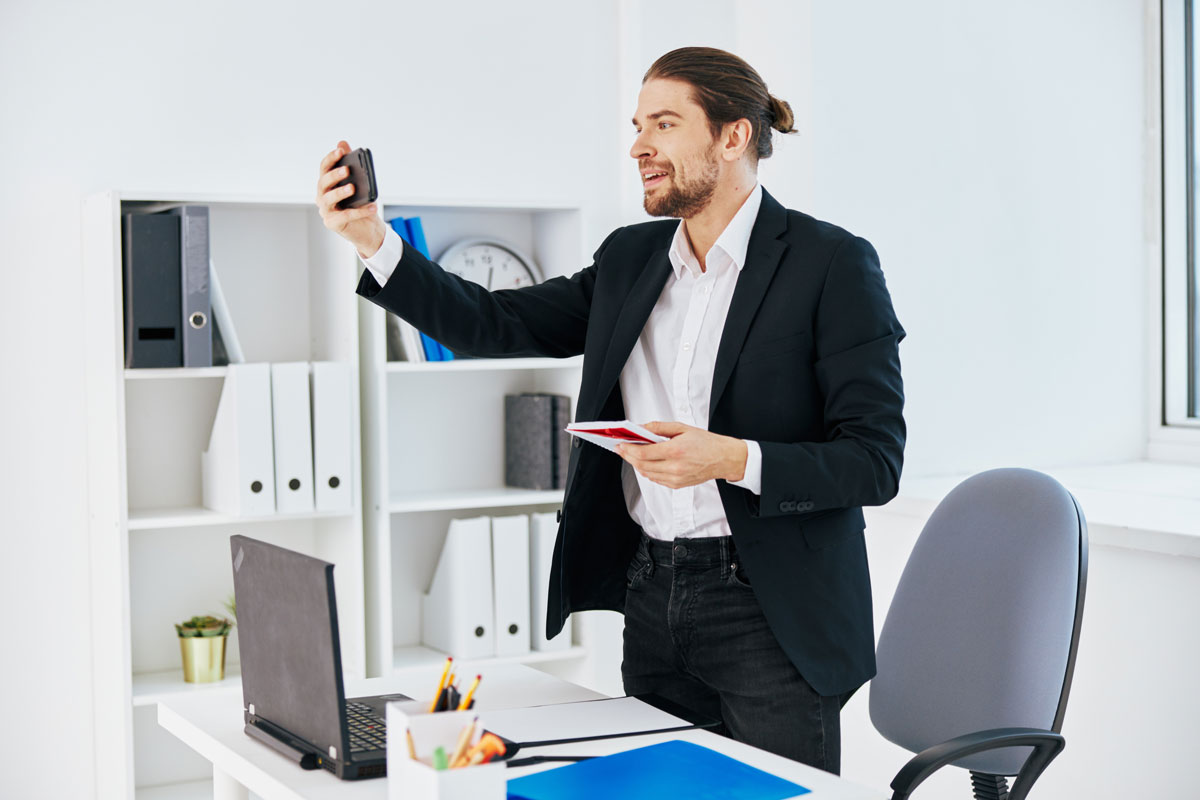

{"left": 487, "top": 266, "right": 494, "bottom": 290}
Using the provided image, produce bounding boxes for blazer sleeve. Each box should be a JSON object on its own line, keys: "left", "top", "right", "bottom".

{"left": 356, "top": 228, "right": 622, "bottom": 359}
{"left": 752, "top": 235, "right": 906, "bottom": 516}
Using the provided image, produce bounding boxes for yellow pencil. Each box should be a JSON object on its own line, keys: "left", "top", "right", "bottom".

{"left": 405, "top": 728, "right": 417, "bottom": 760}
{"left": 448, "top": 716, "right": 477, "bottom": 768}
{"left": 457, "top": 674, "right": 482, "bottom": 711}
{"left": 429, "top": 656, "right": 453, "bottom": 713}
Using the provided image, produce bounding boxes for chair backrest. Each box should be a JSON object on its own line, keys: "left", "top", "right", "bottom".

{"left": 869, "top": 468, "right": 1087, "bottom": 776}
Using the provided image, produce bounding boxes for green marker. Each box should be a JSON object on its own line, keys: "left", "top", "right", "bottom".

{"left": 432, "top": 746, "right": 448, "bottom": 771}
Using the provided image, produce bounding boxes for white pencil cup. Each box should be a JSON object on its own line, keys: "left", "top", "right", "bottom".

{"left": 387, "top": 702, "right": 506, "bottom": 800}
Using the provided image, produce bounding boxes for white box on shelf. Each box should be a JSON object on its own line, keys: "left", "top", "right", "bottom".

{"left": 201, "top": 362, "right": 276, "bottom": 515}
{"left": 270, "top": 362, "right": 316, "bottom": 513}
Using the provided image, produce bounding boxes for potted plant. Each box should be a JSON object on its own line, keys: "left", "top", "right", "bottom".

{"left": 176, "top": 613, "right": 234, "bottom": 683}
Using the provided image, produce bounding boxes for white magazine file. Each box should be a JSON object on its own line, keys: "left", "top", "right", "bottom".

{"left": 270, "top": 362, "right": 316, "bottom": 514}
{"left": 311, "top": 361, "right": 353, "bottom": 512}
{"left": 491, "top": 514, "right": 532, "bottom": 657}
{"left": 529, "top": 511, "right": 571, "bottom": 652}
{"left": 201, "top": 362, "right": 276, "bottom": 515}
{"left": 422, "top": 516, "right": 496, "bottom": 659}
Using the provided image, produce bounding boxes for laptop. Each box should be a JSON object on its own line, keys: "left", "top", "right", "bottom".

{"left": 230, "top": 535, "right": 410, "bottom": 779}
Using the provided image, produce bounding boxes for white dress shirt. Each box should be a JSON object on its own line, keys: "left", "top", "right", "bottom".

{"left": 618, "top": 184, "right": 763, "bottom": 540}
{"left": 359, "top": 185, "right": 765, "bottom": 541}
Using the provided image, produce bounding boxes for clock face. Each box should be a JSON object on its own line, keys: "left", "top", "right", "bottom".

{"left": 438, "top": 239, "right": 541, "bottom": 291}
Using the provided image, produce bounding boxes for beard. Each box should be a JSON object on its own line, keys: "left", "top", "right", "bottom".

{"left": 643, "top": 145, "right": 720, "bottom": 219}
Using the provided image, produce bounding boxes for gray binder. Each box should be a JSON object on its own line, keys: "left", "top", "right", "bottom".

{"left": 505, "top": 394, "right": 554, "bottom": 490}
{"left": 122, "top": 213, "right": 182, "bottom": 368}
{"left": 168, "top": 206, "right": 212, "bottom": 367}
{"left": 551, "top": 394, "right": 571, "bottom": 489}
{"left": 505, "top": 393, "right": 572, "bottom": 491}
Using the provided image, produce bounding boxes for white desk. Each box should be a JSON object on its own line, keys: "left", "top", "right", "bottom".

{"left": 157, "top": 662, "right": 882, "bottom": 800}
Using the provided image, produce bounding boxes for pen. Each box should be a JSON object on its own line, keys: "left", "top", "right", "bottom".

{"left": 429, "top": 657, "right": 453, "bottom": 713}
{"left": 457, "top": 674, "right": 482, "bottom": 710}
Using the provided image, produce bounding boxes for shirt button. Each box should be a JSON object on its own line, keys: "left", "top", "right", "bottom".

{"left": 678, "top": 405, "right": 688, "bottom": 415}
{"left": 704, "top": 285, "right": 712, "bottom": 294}
{"left": 682, "top": 342, "right": 691, "bottom": 351}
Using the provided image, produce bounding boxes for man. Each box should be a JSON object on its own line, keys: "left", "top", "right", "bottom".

{"left": 317, "top": 46, "right": 905, "bottom": 773}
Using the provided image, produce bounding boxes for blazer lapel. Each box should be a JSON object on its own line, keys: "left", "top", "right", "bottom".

{"left": 589, "top": 247, "right": 672, "bottom": 419}
{"left": 709, "top": 190, "right": 789, "bottom": 418}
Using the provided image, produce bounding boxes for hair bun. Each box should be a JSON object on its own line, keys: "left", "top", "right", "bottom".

{"left": 768, "top": 95, "right": 796, "bottom": 134}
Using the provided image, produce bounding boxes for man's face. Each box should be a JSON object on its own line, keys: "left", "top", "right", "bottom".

{"left": 630, "top": 78, "right": 721, "bottom": 219}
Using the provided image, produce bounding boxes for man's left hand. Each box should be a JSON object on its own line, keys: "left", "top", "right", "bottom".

{"left": 616, "top": 421, "right": 748, "bottom": 489}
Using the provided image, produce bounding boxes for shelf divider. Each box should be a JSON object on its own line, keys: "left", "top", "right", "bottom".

{"left": 389, "top": 488, "right": 565, "bottom": 514}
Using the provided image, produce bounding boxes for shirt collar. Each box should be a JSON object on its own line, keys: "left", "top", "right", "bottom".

{"left": 667, "top": 182, "right": 763, "bottom": 280}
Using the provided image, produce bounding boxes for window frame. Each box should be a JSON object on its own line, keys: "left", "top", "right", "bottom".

{"left": 1154, "top": 0, "right": 1200, "bottom": 461}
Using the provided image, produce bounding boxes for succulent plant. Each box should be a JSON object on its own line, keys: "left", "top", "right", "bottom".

{"left": 175, "top": 615, "right": 233, "bottom": 638}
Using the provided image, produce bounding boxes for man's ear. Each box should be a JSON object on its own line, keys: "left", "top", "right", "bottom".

{"left": 720, "top": 118, "right": 753, "bottom": 162}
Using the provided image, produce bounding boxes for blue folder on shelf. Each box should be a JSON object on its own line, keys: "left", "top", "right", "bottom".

{"left": 387, "top": 216, "right": 452, "bottom": 361}
{"left": 505, "top": 740, "right": 810, "bottom": 800}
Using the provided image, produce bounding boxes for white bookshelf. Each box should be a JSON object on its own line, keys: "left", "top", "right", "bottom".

{"left": 384, "top": 355, "right": 583, "bottom": 374}
{"left": 85, "top": 191, "right": 594, "bottom": 799}
{"left": 359, "top": 200, "right": 588, "bottom": 679}
{"left": 391, "top": 644, "right": 587, "bottom": 672}
{"left": 84, "top": 192, "right": 368, "bottom": 799}
{"left": 388, "top": 487, "right": 565, "bottom": 513}
{"left": 131, "top": 665, "right": 243, "bottom": 708}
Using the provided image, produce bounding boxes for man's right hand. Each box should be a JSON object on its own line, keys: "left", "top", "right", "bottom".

{"left": 317, "top": 140, "right": 386, "bottom": 259}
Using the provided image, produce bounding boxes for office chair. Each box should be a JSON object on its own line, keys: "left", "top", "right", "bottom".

{"left": 869, "top": 468, "right": 1088, "bottom": 800}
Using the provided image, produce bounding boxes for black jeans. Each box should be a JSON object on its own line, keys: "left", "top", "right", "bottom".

{"left": 621, "top": 533, "right": 850, "bottom": 773}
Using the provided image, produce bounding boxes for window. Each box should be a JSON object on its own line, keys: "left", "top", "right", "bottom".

{"left": 1162, "top": 0, "right": 1200, "bottom": 427}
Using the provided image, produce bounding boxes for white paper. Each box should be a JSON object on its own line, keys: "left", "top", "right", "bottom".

{"left": 564, "top": 420, "right": 668, "bottom": 455}
{"left": 479, "top": 696, "right": 692, "bottom": 745}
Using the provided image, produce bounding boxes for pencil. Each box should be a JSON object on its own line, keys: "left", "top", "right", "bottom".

{"left": 405, "top": 728, "right": 416, "bottom": 760}
{"left": 429, "top": 656, "right": 453, "bottom": 713}
{"left": 457, "top": 674, "right": 482, "bottom": 711}
{"left": 448, "top": 715, "right": 477, "bottom": 768}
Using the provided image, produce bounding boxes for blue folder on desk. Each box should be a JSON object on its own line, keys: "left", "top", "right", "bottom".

{"left": 506, "top": 739, "right": 810, "bottom": 800}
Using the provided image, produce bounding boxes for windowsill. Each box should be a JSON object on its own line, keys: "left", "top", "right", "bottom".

{"left": 883, "top": 461, "right": 1200, "bottom": 558}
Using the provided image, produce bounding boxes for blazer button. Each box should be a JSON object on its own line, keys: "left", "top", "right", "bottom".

{"left": 556, "top": 509, "right": 562, "bottom": 523}
{"left": 572, "top": 437, "right": 582, "bottom": 449}
{"left": 780, "top": 501, "right": 795, "bottom": 512}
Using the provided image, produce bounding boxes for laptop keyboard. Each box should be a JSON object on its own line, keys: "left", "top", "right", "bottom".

{"left": 346, "top": 702, "right": 387, "bottom": 753}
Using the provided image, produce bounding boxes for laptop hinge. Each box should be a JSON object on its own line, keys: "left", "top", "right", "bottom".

{"left": 245, "top": 717, "right": 322, "bottom": 770}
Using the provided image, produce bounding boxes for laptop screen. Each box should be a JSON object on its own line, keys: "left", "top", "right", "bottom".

{"left": 231, "top": 535, "right": 348, "bottom": 760}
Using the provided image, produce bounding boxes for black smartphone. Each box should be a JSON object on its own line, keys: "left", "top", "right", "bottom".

{"left": 333, "top": 147, "right": 378, "bottom": 209}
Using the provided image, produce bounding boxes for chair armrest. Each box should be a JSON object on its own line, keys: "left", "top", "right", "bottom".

{"left": 889, "top": 727, "right": 1065, "bottom": 800}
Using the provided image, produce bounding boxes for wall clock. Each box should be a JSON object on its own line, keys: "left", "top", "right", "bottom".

{"left": 437, "top": 238, "right": 543, "bottom": 290}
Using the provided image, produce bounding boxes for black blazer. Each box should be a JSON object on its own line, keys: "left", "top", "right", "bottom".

{"left": 357, "top": 189, "right": 905, "bottom": 696}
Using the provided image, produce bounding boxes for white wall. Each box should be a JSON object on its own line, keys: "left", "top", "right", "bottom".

{"left": 0, "top": 0, "right": 1181, "bottom": 797}
{"left": 0, "top": 1, "right": 620, "bottom": 797}
{"left": 808, "top": 0, "right": 1150, "bottom": 477}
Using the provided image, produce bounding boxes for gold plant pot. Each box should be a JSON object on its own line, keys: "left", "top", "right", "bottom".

{"left": 179, "top": 635, "right": 228, "bottom": 683}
